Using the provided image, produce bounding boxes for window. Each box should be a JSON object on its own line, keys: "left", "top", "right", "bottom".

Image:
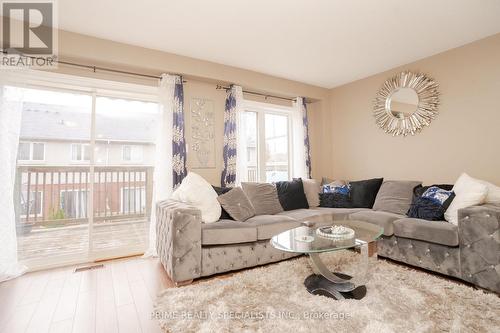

{"left": 20, "top": 190, "right": 43, "bottom": 217}
{"left": 121, "top": 187, "right": 146, "bottom": 213}
{"left": 60, "top": 190, "right": 88, "bottom": 219}
{"left": 18, "top": 142, "right": 45, "bottom": 161}
{"left": 122, "top": 145, "right": 144, "bottom": 163}
{"left": 242, "top": 102, "right": 292, "bottom": 182}
{"left": 71, "top": 143, "right": 90, "bottom": 162}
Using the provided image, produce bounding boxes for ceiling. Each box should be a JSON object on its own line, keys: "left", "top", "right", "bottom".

{"left": 58, "top": 0, "right": 500, "bottom": 88}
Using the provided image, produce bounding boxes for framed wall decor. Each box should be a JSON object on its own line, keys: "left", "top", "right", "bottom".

{"left": 189, "top": 98, "right": 216, "bottom": 168}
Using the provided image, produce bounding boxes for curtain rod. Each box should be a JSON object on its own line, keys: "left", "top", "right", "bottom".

{"left": 57, "top": 60, "right": 165, "bottom": 80}
{"left": 57, "top": 59, "right": 188, "bottom": 83}
{"left": 2, "top": 50, "right": 309, "bottom": 103}
{"left": 216, "top": 85, "right": 303, "bottom": 103}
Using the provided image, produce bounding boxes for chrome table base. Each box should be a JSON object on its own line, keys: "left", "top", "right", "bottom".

{"left": 305, "top": 247, "right": 369, "bottom": 300}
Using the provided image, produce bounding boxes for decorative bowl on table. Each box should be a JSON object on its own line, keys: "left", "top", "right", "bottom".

{"left": 316, "top": 225, "right": 355, "bottom": 240}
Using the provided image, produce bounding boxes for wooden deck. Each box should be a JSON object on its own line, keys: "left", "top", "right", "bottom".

{"left": 17, "top": 221, "right": 149, "bottom": 263}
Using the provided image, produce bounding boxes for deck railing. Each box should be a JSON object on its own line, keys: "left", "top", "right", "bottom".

{"left": 15, "top": 166, "right": 154, "bottom": 228}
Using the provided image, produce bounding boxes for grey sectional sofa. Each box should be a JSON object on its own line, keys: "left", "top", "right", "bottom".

{"left": 156, "top": 200, "right": 500, "bottom": 293}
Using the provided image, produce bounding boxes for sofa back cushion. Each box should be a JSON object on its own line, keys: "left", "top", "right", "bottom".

{"left": 373, "top": 180, "right": 422, "bottom": 215}
{"left": 241, "top": 182, "right": 284, "bottom": 215}
{"left": 217, "top": 187, "right": 256, "bottom": 221}
{"left": 275, "top": 178, "right": 309, "bottom": 211}
{"left": 349, "top": 178, "right": 384, "bottom": 208}
{"left": 301, "top": 179, "right": 321, "bottom": 207}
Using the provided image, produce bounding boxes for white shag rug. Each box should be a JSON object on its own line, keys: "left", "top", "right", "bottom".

{"left": 154, "top": 252, "right": 500, "bottom": 333}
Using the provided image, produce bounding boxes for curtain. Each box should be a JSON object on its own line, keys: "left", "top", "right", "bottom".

{"left": 0, "top": 82, "right": 28, "bottom": 282}
{"left": 292, "top": 96, "right": 312, "bottom": 179}
{"left": 144, "top": 74, "right": 180, "bottom": 257}
{"left": 221, "top": 85, "right": 244, "bottom": 187}
{"left": 172, "top": 76, "right": 187, "bottom": 188}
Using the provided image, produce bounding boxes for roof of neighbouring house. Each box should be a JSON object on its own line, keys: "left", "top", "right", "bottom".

{"left": 20, "top": 102, "right": 158, "bottom": 143}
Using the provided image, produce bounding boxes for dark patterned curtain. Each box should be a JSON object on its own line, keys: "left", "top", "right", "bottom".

{"left": 221, "top": 85, "right": 240, "bottom": 187}
{"left": 172, "top": 76, "right": 187, "bottom": 188}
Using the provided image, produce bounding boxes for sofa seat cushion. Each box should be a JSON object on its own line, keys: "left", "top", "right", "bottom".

{"left": 349, "top": 210, "right": 405, "bottom": 236}
{"left": 313, "top": 207, "right": 371, "bottom": 221}
{"left": 201, "top": 220, "right": 257, "bottom": 245}
{"left": 246, "top": 215, "right": 301, "bottom": 240}
{"left": 393, "top": 218, "right": 459, "bottom": 246}
{"left": 277, "top": 209, "right": 332, "bottom": 225}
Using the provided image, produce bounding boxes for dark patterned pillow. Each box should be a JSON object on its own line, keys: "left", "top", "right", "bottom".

{"left": 319, "top": 192, "right": 352, "bottom": 208}
{"left": 212, "top": 186, "right": 234, "bottom": 220}
{"left": 322, "top": 184, "right": 350, "bottom": 195}
{"left": 407, "top": 185, "right": 455, "bottom": 221}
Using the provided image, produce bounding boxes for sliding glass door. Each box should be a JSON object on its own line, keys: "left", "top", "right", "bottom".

{"left": 12, "top": 72, "right": 159, "bottom": 269}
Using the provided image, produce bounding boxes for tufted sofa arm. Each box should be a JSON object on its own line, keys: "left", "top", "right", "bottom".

{"left": 156, "top": 199, "right": 202, "bottom": 284}
{"left": 458, "top": 204, "right": 500, "bottom": 293}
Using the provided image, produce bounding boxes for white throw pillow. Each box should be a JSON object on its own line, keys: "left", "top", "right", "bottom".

{"left": 444, "top": 173, "right": 488, "bottom": 225}
{"left": 171, "top": 172, "right": 221, "bottom": 223}
{"left": 477, "top": 179, "right": 500, "bottom": 204}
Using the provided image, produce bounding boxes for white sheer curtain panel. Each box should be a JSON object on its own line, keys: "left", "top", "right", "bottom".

{"left": 0, "top": 82, "right": 28, "bottom": 282}
{"left": 292, "top": 97, "right": 307, "bottom": 179}
{"left": 143, "top": 74, "right": 175, "bottom": 257}
{"left": 233, "top": 86, "right": 246, "bottom": 185}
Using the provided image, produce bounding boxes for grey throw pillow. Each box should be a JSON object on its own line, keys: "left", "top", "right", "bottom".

{"left": 241, "top": 182, "right": 283, "bottom": 215}
{"left": 373, "top": 180, "right": 422, "bottom": 215}
{"left": 217, "top": 187, "right": 256, "bottom": 221}
{"left": 301, "top": 179, "right": 320, "bottom": 207}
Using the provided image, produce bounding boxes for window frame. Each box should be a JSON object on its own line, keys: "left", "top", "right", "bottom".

{"left": 70, "top": 143, "right": 91, "bottom": 163}
{"left": 242, "top": 100, "right": 294, "bottom": 182}
{"left": 120, "top": 186, "right": 146, "bottom": 213}
{"left": 59, "top": 189, "right": 89, "bottom": 219}
{"left": 18, "top": 141, "right": 46, "bottom": 162}
{"left": 121, "top": 145, "right": 144, "bottom": 163}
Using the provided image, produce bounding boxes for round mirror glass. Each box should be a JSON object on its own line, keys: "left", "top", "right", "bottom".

{"left": 387, "top": 88, "right": 419, "bottom": 119}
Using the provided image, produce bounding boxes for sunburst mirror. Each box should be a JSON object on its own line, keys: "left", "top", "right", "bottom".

{"left": 373, "top": 71, "right": 440, "bottom": 136}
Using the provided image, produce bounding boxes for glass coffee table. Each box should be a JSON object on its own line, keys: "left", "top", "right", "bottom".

{"left": 270, "top": 220, "right": 383, "bottom": 300}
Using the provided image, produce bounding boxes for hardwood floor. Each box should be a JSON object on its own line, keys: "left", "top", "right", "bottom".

{"left": 0, "top": 256, "right": 175, "bottom": 333}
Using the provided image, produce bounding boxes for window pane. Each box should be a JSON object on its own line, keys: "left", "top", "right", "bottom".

{"left": 265, "top": 113, "right": 289, "bottom": 182}
{"left": 71, "top": 144, "right": 79, "bottom": 160}
{"left": 32, "top": 143, "right": 44, "bottom": 160}
{"left": 94, "top": 96, "right": 159, "bottom": 254}
{"left": 18, "top": 143, "right": 30, "bottom": 160}
{"left": 15, "top": 86, "right": 92, "bottom": 266}
{"left": 83, "top": 144, "right": 90, "bottom": 161}
{"left": 242, "top": 111, "right": 258, "bottom": 181}
{"left": 122, "top": 146, "right": 131, "bottom": 161}
{"left": 21, "top": 190, "right": 42, "bottom": 216}
{"left": 131, "top": 146, "right": 143, "bottom": 162}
